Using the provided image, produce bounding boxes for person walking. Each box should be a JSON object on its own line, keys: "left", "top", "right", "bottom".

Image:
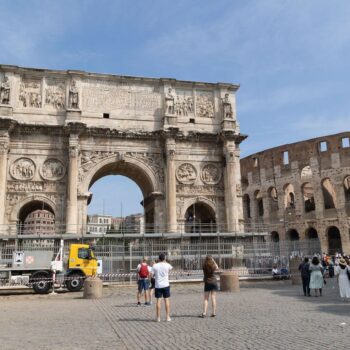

{"left": 335, "top": 258, "right": 350, "bottom": 301}
{"left": 136, "top": 257, "right": 151, "bottom": 306}
{"left": 199, "top": 255, "right": 219, "bottom": 318}
{"left": 309, "top": 256, "right": 324, "bottom": 297}
{"left": 152, "top": 253, "right": 173, "bottom": 322}
{"left": 298, "top": 257, "right": 311, "bottom": 296}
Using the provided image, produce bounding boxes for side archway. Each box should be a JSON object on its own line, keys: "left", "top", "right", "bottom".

{"left": 327, "top": 226, "right": 342, "bottom": 255}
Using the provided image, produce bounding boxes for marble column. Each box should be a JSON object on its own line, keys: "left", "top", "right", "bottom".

{"left": 0, "top": 132, "right": 9, "bottom": 233}
{"left": 223, "top": 140, "right": 238, "bottom": 233}
{"left": 66, "top": 135, "right": 79, "bottom": 234}
{"left": 165, "top": 137, "right": 177, "bottom": 233}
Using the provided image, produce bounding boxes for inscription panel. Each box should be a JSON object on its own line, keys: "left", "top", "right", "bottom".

{"left": 82, "top": 79, "right": 162, "bottom": 115}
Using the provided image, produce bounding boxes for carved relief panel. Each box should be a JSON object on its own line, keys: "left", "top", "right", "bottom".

{"left": 40, "top": 159, "right": 66, "bottom": 180}
{"left": 201, "top": 164, "right": 221, "bottom": 185}
{"left": 176, "top": 163, "right": 197, "bottom": 184}
{"left": 174, "top": 89, "right": 194, "bottom": 117}
{"left": 196, "top": 91, "right": 214, "bottom": 118}
{"left": 10, "top": 158, "right": 35, "bottom": 180}
{"left": 19, "top": 78, "right": 42, "bottom": 108}
{"left": 45, "top": 80, "right": 65, "bottom": 110}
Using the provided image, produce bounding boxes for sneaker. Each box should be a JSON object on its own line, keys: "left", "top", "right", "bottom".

{"left": 137, "top": 302, "right": 141, "bottom": 306}
{"left": 166, "top": 318, "right": 172, "bottom": 322}
{"left": 144, "top": 302, "right": 151, "bottom": 306}
{"left": 156, "top": 318, "right": 161, "bottom": 322}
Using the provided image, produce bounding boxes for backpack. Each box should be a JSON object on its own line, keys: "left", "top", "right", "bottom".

{"left": 139, "top": 263, "right": 149, "bottom": 278}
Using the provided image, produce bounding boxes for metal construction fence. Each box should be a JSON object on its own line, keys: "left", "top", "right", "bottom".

{"left": 0, "top": 233, "right": 323, "bottom": 287}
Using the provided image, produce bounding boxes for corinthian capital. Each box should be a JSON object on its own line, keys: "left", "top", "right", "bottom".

{"left": 0, "top": 141, "right": 9, "bottom": 155}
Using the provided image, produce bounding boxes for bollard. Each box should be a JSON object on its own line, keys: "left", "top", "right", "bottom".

{"left": 220, "top": 272, "right": 240, "bottom": 292}
{"left": 289, "top": 258, "right": 302, "bottom": 285}
{"left": 83, "top": 277, "right": 103, "bottom": 299}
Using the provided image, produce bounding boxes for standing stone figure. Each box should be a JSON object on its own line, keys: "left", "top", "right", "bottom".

{"left": 165, "top": 87, "right": 175, "bottom": 115}
{"left": 69, "top": 80, "right": 79, "bottom": 109}
{"left": 0, "top": 76, "right": 10, "bottom": 105}
{"left": 222, "top": 93, "right": 233, "bottom": 119}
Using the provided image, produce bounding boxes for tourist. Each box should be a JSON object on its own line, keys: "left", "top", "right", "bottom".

{"left": 152, "top": 253, "right": 173, "bottom": 322}
{"left": 309, "top": 256, "right": 324, "bottom": 297}
{"left": 335, "top": 258, "right": 350, "bottom": 301}
{"left": 199, "top": 255, "right": 219, "bottom": 318}
{"left": 272, "top": 265, "right": 280, "bottom": 280}
{"left": 298, "top": 257, "right": 311, "bottom": 296}
{"left": 149, "top": 260, "right": 156, "bottom": 304}
{"left": 136, "top": 257, "right": 151, "bottom": 306}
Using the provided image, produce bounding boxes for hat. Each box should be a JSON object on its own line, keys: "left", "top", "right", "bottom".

{"left": 339, "top": 258, "right": 347, "bottom": 266}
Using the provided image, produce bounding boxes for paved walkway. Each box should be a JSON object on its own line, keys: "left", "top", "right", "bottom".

{"left": 0, "top": 279, "right": 349, "bottom": 350}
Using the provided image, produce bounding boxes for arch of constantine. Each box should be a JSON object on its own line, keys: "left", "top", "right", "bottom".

{"left": 0, "top": 65, "right": 245, "bottom": 237}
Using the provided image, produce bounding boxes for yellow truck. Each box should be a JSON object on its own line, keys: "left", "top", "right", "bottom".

{"left": 0, "top": 243, "right": 98, "bottom": 294}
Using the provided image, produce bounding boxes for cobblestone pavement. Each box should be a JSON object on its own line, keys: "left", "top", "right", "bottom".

{"left": 0, "top": 279, "right": 350, "bottom": 350}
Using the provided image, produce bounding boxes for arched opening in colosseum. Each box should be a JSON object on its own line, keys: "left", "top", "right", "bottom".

{"left": 283, "top": 184, "right": 295, "bottom": 209}
{"left": 321, "top": 178, "right": 337, "bottom": 209}
{"left": 286, "top": 229, "right": 300, "bottom": 255}
{"left": 18, "top": 201, "right": 55, "bottom": 236}
{"left": 344, "top": 176, "right": 350, "bottom": 208}
{"left": 305, "top": 228, "right": 321, "bottom": 255}
{"left": 327, "top": 226, "right": 342, "bottom": 255}
{"left": 184, "top": 202, "right": 216, "bottom": 233}
{"left": 271, "top": 231, "right": 279, "bottom": 242}
{"left": 254, "top": 190, "right": 264, "bottom": 217}
{"left": 268, "top": 187, "right": 279, "bottom": 212}
{"left": 270, "top": 231, "right": 280, "bottom": 255}
{"left": 243, "top": 194, "right": 251, "bottom": 219}
{"left": 302, "top": 182, "right": 315, "bottom": 212}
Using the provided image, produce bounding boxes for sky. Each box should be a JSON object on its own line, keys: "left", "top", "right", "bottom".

{"left": 1, "top": 0, "right": 349, "bottom": 217}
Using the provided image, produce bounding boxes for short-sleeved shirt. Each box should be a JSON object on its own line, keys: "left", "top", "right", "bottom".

{"left": 152, "top": 262, "right": 173, "bottom": 288}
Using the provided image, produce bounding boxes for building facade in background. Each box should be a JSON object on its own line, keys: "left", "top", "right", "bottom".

{"left": 240, "top": 132, "right": 350, "bottom": 254}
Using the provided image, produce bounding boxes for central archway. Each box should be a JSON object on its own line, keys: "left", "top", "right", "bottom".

{"left": 80, "top": 156, "right": 163, "bottom": 233}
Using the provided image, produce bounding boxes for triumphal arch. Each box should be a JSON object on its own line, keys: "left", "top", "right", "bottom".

{"left": 0, "top": 65, "right": 245, "bottom": 236}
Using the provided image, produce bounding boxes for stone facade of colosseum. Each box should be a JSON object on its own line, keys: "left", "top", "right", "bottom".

{"left": 240, "top": 132, "right": 350, "bottom": 255}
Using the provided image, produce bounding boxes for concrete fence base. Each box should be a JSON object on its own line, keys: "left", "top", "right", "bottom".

{"left": 220, "top": 272, "right": 240, "bottom": 292}
{"left": 83, "top": 277, "right": 103, "bottom": 299}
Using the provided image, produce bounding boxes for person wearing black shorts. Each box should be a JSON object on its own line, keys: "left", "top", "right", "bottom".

{"left": 200, "top": 255, "right": 219, "bottom": 318}
{"left": 152, "top": 253, "right": 173, "bottom": 322}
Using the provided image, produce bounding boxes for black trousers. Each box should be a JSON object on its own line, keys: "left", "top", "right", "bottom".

{"left": 302, "top": 276, "right": 310, "bottom": 296}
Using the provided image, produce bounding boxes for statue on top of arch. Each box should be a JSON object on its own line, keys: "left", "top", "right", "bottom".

{"left": 222, "top": 93, "right": 233, "bottom": 119}
{"left": 0, "top": 76, "right": 10, "bottom": 105}
{"left": 68, "top": 80, "right": 79, "bottom": 109}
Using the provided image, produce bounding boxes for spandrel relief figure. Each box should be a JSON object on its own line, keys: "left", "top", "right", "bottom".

{"left": 222, "top": 93, "right": 233, "bottom": 119}
{"left": 0, "top": 76, "right": 10, "bottom": 105}
{"left": 165, "top": 87, "right": 175, "bottom": 115}
{"left": 69, "top": 80, "right": 79, "bottom": 109}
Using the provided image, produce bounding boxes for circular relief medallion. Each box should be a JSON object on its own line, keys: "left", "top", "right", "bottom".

{"left": 10, "top": 158, "right": 35, "bottom": 180}
{"left": 176, "top": 163, "right": 197, "bottom": 184}
{"left": 201, "top": 164, "right": 221, "bottom": 185}
{"left": 40, "top": 158, "right": 66, "bottom": 181}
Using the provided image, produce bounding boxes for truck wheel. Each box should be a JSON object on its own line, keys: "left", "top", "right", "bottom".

{"left": 31, "top": 272, "right": 52, "bottom": 294}
{"left": 66, "top": 273, "right": 84, "bottom": 292}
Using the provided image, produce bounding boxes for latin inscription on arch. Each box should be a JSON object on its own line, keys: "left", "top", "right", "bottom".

{"left": 82, "top": 79, "right": 162, "bottom": 114}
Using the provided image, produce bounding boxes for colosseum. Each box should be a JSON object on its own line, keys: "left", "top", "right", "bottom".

{"left": 240, "top": 132, "right": 350, "bottom": 255}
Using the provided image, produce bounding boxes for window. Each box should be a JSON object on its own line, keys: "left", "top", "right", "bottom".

{"left": 319, "top": 141, "right": 328, "bottom": 152}
{"left": 103, "top": 113, "right": 110, "bottom": 119}
{"left": 189, "top": 118, "right": 195, "bottom": 123}
{"left": 342, "top": 137, "right": 350, "bottom": 148}
{"left": 283, "top": 151, "right": 289, "bottom": 165}
{"left": 78, "top": 248, "right": 89, "bottom": 259}
{"left": 253, "top": 157, "right": 259, "bottom": 167}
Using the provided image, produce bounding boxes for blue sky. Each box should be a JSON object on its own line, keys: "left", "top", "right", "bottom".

{"left": 1, "top": 0, "right": 349, "bottom": 217}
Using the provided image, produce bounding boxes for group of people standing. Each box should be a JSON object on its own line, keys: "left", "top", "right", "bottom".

{"left": 298, "top": 255, "right": 350, "bottom": 300}
{"left": 136, "top": 254, "right": 219, "bottom": 322}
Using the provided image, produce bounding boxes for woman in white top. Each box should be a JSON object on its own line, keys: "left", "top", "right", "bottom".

{"left": 335, "top": 258, "right": 350, "bottom": 300}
